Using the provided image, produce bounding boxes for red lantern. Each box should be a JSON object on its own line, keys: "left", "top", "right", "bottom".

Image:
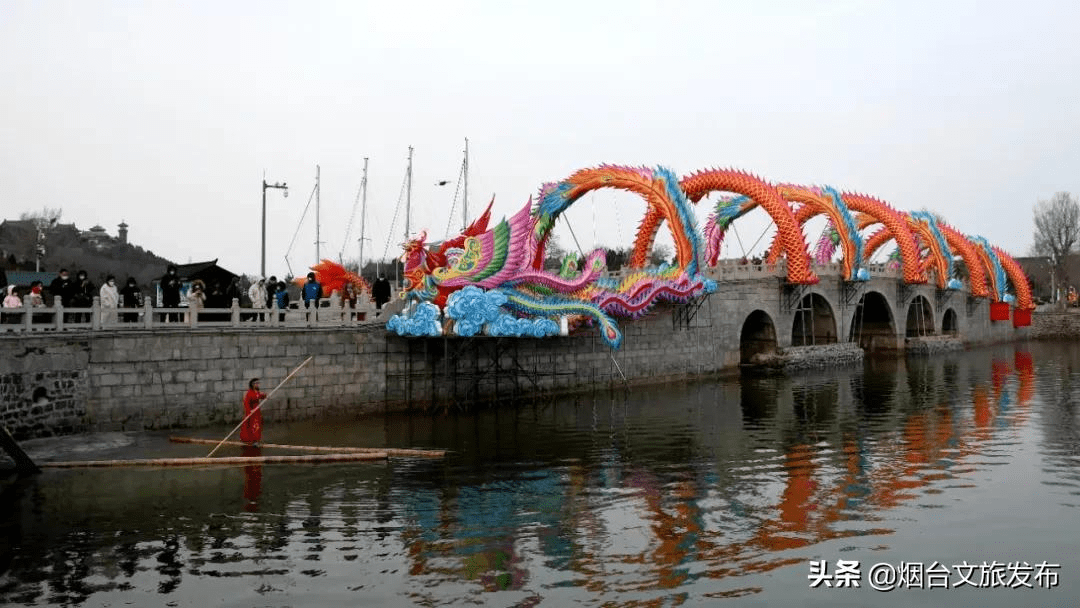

{"left": 990, "top": 302, "right": 1010, "bottom": 321}
{"left": 1012, "top": 308, "right": 1032, "bottom": 327}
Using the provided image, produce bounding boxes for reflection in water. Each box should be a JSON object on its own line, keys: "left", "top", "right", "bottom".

{"left": 0, "top": 344, "right": 1074, "bottom": 606}
{"left": 241, "top": 445, "right": 262, "bottom": 513}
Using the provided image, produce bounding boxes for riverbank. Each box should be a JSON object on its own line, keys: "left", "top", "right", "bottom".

{"left": 1030, "top": 309, "right": 1080, "bottom": 339}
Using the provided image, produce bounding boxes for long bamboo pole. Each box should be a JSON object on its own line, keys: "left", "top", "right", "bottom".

{"left": 0, "top": 424, "right": 39, "bottom": 475}
{"left": 171, "top": 436, "right": 445, "bottom": 458}
{"left": 207, "top": 356, "right": 313, "bottom": 457}
{"left": 41, "top": 452, "right": 387, "bottom": 469}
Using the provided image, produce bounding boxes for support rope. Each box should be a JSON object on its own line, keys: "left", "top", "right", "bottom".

{"left": 284, "top": 184, "right": 318, "bottom": 276}
{"left": 443, "top": 157, "right": 466, "bottom": 239}
{"left": 381, "top": 170, "right": 411, "bottom": 261}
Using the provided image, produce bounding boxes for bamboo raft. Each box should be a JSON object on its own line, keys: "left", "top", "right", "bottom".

{"left": 41, "top": 452, "right": 389, "bottom": 469}
{"left": 169, "top": 436, "right": 446, "bottom": 458}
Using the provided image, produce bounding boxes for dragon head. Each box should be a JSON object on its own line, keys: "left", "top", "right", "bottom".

{"left": 400, "top": 231, "right": 440, "bottom": 301}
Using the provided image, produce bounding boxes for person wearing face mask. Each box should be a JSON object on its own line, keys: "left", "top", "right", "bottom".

{"left": 49, "top": 268, "right": 73, "bottom": 308}
{"left": 69, "top": 270, "right": 95, "bottom": 323}
{"left": 183, "top": 279, "right": 205, "bottom": 324}
{"left": 159, "top": 264, "right": 182, "bottom": 322}
{"left": 99, "top": 275, "right": 119, "bottom": 326}
{"left": 28, "top": 281, "right": 45, "bottom": 307}
{"left": 265, "top": 275, "right": 278, "bottom": 310}
{"left": 119, "top": 277, "right": 142, "bottom": 322}
{"left": 28, "top": 281, "right": 46, "bottom": 325}
{"left": 248, "top": 278, "right": 267, "bottom": 322}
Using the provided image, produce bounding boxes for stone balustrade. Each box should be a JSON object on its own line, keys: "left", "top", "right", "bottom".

{"left": 0, "top": 296, "right": 391, "bottom": 333}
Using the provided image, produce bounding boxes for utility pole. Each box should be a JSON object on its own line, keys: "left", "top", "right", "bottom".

{"left": 1049, "top": 257, "right": 1057, "bottom": 305}
{"left": 261, "top": 176, "right": 288, "bottom": 278}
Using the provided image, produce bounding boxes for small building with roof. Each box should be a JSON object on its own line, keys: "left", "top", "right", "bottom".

{"left": 153, "top": 260, "right": 240, "bottom": 307}
{"left": 3, "top": 270, "right": 58, "bottom": 289}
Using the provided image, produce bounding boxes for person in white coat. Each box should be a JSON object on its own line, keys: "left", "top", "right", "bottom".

{"left": 248, "top": 278, "right": 267, "bottom": 322}
{"left": 185, "top": 279, "right": 206, "bottom": 323}
{"left": 99, "top": 275, "right": 119, "bottom": 325}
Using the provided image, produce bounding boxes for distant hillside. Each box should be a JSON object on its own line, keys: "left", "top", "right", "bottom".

{"left": 0, "top": 220, "right": 175, "bottom": 290}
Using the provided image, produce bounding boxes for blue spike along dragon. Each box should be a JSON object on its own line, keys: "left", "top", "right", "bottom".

{"left": 387, "top": 165, "right": 717, "bottom": 349}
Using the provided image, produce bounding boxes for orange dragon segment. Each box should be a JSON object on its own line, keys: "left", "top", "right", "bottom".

{"left": 770, "top": 185, "right": 867, "bottom": 282}
{"left": 840, "top": 193, "right": 927, "bottom": 285}
{"left": 679, "top": 169, "right": 817, "bottom": 285}
{"left": 993, "top": 246, "right": 1035, "bottom": 313}
{"left": 937, "top": 224, "right": 990, "bottom": 298}
{"left": 532, "top": 165, "right": 700, "bottom": 273}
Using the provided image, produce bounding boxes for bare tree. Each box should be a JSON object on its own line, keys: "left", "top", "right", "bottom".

{"left": 649, "top": 244, "right": 673, "bottom": 266}
{"left": 19, "top": 207, "right": 63, "bottom": 224}
{"left": 1032, "top": 192, "right": 1080, "bottom": 301}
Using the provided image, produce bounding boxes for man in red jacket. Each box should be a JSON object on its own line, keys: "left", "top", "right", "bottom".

{"left": 240, "top": 378, "right": 267, "bottom": 445}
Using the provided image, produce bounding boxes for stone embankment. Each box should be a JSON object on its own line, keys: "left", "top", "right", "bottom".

{"left": 904, "top": 336, "right": 965, "bottom": 356}
{"left": 1030, "top": 311, "right": 1080, "bottom": 340}
{"left": 748, "top": 343, "right": 864, "bottom": 371}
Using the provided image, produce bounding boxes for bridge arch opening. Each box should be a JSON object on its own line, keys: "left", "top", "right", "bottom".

{"left": 906, "top": 295, "right": 935, "bottom": 337}
{"left": 942, "top": 308, "right": 958, "bottom": 336}
{"left": 740, "top": 310, "right": 778, "bottom": 364}
{"left": 850, "top": 291, "right": 896, "bottom": 351}
{"left": 791, "top": 293, "right": 837, "bottom": 346}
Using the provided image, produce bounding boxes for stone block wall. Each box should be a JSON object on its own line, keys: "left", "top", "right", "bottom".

{"left": 0, "top": 278, "right": 1038, "bottom": 440}
{"left": 0, "top": 337, "right": 89, "bottom": 438}
{"left": 1030, "top": 311, "right": 1080, "bottom": 340}
{"left": 0, "top": 327, "right": 390, "bottom": 439}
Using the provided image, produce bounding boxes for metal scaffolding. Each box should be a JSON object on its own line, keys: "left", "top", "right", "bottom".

{"left": 384, "top": 335, "right": 575, "bottom": 410}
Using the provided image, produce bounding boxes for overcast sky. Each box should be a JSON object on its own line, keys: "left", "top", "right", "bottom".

{"left": 3, "top": 0, "right": 1078, "bottom": 278}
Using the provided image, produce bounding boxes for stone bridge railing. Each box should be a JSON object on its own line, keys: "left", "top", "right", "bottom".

{"left": 1, "top": 261, "right": 912, "bottom": 335}
{"left": 0, "top": 296, "right": 396, "bottom": 334}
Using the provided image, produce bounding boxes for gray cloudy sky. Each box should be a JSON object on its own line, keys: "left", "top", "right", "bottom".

{"left": 3, "top": 0, "right": 1078, "bottom": 278}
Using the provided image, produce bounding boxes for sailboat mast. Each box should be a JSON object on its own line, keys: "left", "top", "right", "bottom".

{"left": 358, "top": 157, "right": 368, "bottom": 272}
{"left": 463, "top": 138, "right": 469, "bottom": 231}
{"left": 399, "top": 146, "right": 413, "bottom": 288}
{"left": 315, "top": 164, "right": 321, "bottom": 262}
{"left": 405, "top": 146, "right": 413, "bottom": 242}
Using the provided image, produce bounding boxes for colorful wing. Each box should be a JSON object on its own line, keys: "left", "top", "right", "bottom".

{"left": 432, "top": 201, "right": 533, "bottom": 289}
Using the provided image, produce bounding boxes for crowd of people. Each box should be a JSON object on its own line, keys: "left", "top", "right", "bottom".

{"left": 2, "top": 264, "right": 398, "bottom": 324}
{"left": 1, "top": 267, "right": 146, "bottom": 323}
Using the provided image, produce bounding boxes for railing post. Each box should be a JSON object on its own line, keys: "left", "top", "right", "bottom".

{"left": 54, "top": 301, "right": 63, "bottom": 331}
{"left": 91, "top": 296, "right": 102, "bottom": 330}
{"left": 23, "top": 298, "right": 32, "bottom": 332}
{"left": 144, "top": 300, "right": 154, "bottom": 329}
{"left": 189, "top": 304, "right": 198, "bottom": 328}
{"left": 231, "top": 298, "right": 240, "bottom": 327}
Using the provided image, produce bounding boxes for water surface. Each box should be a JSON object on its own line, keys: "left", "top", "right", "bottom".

{"left": 1, "top": 342, "right": 1076, "bottom": 606}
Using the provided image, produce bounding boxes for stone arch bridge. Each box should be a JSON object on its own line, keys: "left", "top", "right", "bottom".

{"left": 388, "top": 165, "right": 1033, "bottom": 357}
{"left": 666, "top": 259, "right": 1025, "bottom": 369}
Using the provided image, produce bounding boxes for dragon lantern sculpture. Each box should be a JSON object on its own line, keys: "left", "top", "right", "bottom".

{"left": 380, "top": 163, "right": 1034, "bottom": 349}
